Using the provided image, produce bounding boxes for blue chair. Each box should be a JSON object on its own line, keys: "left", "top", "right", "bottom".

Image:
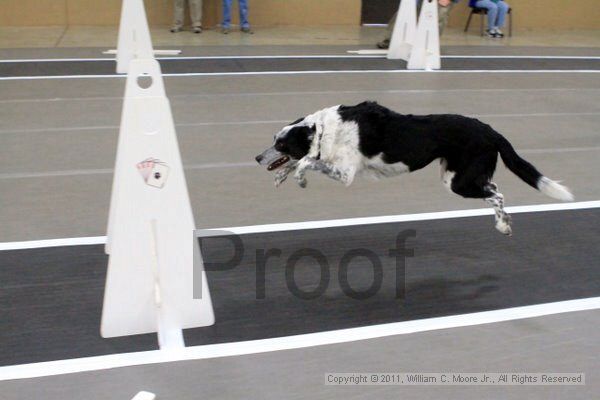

{"left": 464, "top": 0, "right": 513, "bottom": 37}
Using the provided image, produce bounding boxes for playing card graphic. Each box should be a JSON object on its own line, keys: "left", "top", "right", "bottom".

{"left": 137, "top": 158, "right": 170, "bottom": 188}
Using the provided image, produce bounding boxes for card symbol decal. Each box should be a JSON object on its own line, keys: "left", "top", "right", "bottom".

{"left": 137, "top": 158, "right": 170, "bottom": 189}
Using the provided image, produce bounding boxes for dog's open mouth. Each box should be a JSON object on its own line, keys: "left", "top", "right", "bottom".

{"left": 267, "top": 156, "right": 290, "bottom": 171}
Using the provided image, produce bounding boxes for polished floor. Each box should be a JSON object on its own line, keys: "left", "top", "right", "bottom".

{"left": 1, "top": 25, "right": 600, "bottom": 49}
{"left": 1, "top": 27, "right": 599, "bottom": 400}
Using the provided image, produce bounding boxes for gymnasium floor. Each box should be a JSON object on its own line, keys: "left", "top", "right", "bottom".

{"left": 1, "top": 28, "right": 599, "bottom": 399}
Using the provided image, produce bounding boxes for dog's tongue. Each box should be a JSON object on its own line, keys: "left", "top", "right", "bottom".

{"left": 267, "top": 156, "right": 290, "bottom": 171}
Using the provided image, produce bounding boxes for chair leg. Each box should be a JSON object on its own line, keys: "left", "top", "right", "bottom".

{"left": 464, "top": 11, "right": 473, "bottom": 32}
{"left": 480, "top": 13, "right": 484, "bottom": 36}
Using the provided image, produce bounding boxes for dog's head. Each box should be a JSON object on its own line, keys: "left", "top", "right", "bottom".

{"left": 255, "top": 117, "right": 317, "bottom": 171}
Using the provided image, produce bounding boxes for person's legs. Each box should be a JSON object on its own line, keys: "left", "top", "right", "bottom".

{"left": 378, "top": 11, "right": 397, "bottom": 49}
{"left": 475, "top": 0, "right": 498, "bottom": 31}
{"left": 495, "top": 1, "right": 509, "bottom": 29}
{"left": 238, "top": 0, "right": 250, "bottom": 29}
{"left": 222, "top": 0, "right": 232, "bottom": 29}
{"left": 189, "top": 0, "right": 203, "bottom": 30}
{"left": 438, "top": 2, "right": 455, "bottom": 35}
{"left": 171, "top": 0, "right": 185, "bottom": 31}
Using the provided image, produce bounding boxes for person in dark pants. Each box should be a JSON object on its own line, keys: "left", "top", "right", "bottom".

{"left": 471, "top": 0, "right": 509, "bottom": 37}
{"left": 221, "top": 0, "right": 253, "bottom": 34}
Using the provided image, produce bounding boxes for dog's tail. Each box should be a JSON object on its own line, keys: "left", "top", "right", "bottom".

{"left": 495, "top": 135, "right": 574, "bottom": 201}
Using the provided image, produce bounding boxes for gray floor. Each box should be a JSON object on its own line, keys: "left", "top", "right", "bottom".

{"left": 1, "top": 46, "right": 599, "bottom": 399}
{"left": 1, "top": 310, "right": 598, "bottom": 400}
{"left": 0, "top": 66, "right": 599, "bottom": 241}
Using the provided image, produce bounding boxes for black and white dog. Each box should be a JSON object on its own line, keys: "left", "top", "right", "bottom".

{"left": 255, "top": 101, "right": 574, "bottom": 235}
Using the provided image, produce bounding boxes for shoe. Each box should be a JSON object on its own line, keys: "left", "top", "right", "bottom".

{"left": 241, "top": 27, "right": 254, "bottom": 34}
{"left": 376, "top": 39, "right": 390, "bottom": 49}
{"left": 494, "top": 28, "right": 505, "bottom": 38}
{"left": 192, "top": 26, "right": 202, "bottom": 34}
{"left": 485, "top": 29, "right": 499, "bottom": 38}
{"left": 221, "top": 27, "right": 230, "bottom": 34}
{"left": 170, "top": 26, "right": 182, "bottom": 33}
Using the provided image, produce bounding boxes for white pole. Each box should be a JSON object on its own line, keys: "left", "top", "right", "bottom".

{"left": 407, "top": 0, "right": 441, "bottom": 70}
{"left": 387, "top": 0, "right": 418, "bottom": 60}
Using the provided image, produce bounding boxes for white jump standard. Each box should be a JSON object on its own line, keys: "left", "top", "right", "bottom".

{"left": 103, "top": 0, "right": 214, "bottom": 349}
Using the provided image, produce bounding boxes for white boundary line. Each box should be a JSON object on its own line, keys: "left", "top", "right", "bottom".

{"left": 1, "top": 296, "right": 598, "bottom": 381}
{"left": 1, "top": 54, "right": 599, "bottom": 63}
{"left": 200, "top": 200, "right": 600, "bottom": 236}
{"left": 0, "top": 236, "right": 107, "bottom": 251}
{"left": 1, "top": 200, "right": 599, "bottom": 251}
{"left": 1, "top": 69, "right": 600, "bottom": 81}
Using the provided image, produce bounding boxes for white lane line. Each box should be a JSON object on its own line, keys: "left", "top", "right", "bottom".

{"left": 1, "top": 112, "right": 599, "bottom": 136}
{"left": 201, "top": 200, "right": 600, "bottom": 236}
{"left": 1, "top": 69, "right": 600, "bottom": 81}
{"left": 1, "top": 200, "right": 599, "bottom": 251}
{"left": 1, "top": 297, "right": 598, "bottom": 381}
{"left": 350, "top": 50, "right": 600, "bottom": 59}
{"left": 444, "top": 55, "right": 600, "bottom": 60}
{"left": 0, "top": 55, "right": 385, "bottom": 63}
{"left": 0, "top": 236, "right": 107, "bottom": 251}
{"left": 0, "top": 236, "right": 105, "bottom": 251}
{"left": 2, "top": 87, "right": 600, "bottom": 105}
{"left": 2, "top": 54, "right": 600, "bottom": 63}
{"left": 1, "top": 146, "right": 599, "bottom": 181}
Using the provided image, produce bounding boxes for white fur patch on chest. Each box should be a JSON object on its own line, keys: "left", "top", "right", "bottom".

{"left": 361, "top": 154, "right": 410, "bottom": 179}
{"left": 319, "top": 113, "right": 362, "bottom": 167}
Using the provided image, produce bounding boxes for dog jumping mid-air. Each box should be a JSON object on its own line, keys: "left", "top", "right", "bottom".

{"left": 255, "top": 101, "right": 574, "bottom": 235}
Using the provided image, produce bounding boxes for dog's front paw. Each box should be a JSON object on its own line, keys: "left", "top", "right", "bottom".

{"left": 293, "top": 170, "right": 307, "bottom": 188}
{"left": 340, "top": 172, "right": 352, "bottom": 186}
{"left": 295, "top": 175, "right": 307, "bottom": 188}
{"left": 274, "top": 170, "right": 289, "bottom": 187}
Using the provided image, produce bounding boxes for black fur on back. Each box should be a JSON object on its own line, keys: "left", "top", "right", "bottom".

{"left": 338, "top": 101, "right": 542, "bottom": 189}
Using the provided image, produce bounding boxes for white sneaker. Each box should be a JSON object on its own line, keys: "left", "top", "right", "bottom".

{"left": 494, "top": 28, "right": 505, "bottom": 38}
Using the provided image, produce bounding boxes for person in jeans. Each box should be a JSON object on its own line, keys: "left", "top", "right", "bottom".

{"left": 377, "top": 0, "right": 460, "bottom": 49}
{"left": 470, "top": 0, "right": 509, "bottom": 37}
{"left": 171, "top": 0, "right": 203, "bottom": 33}
{"left": 221, "top": 0, "right": 253, "bottom": 34}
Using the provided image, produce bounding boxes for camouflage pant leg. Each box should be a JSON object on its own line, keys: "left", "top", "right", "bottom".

{"left": 189, "top": 0, "right": 203, "bottom": 28}
{"left": 438, "top": 3, "right": 455, "bottom": 35}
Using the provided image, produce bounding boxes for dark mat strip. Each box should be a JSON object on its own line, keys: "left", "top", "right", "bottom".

{"left": 0, "top": 208, "right": 599, "bottom": 366}
{"left": 1, "top": 57, "right": 599, "bottom": 78}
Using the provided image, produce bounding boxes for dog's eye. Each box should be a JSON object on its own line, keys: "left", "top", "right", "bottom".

{"left": 275, "top": 142, "right": 285, "bottom": 151}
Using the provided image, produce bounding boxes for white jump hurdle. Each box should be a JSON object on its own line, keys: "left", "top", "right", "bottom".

{"left": 387, "top": 0, "right": 417, "bottom": 61}
{"left": 367, "top": 0, "right": 441, "bottom": 69}
{"left": 103, "top": 0, "right": 214, "bottom": 349}
{"left": 407, "top": 0, "right": 441, "bottom": 70}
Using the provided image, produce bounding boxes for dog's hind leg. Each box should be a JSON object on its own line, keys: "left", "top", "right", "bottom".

{"left": 444, "top": 152, "right": 512, "bottom": 235}
{"left": 484, "top": 182, "right": 512, "bottom": 236}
